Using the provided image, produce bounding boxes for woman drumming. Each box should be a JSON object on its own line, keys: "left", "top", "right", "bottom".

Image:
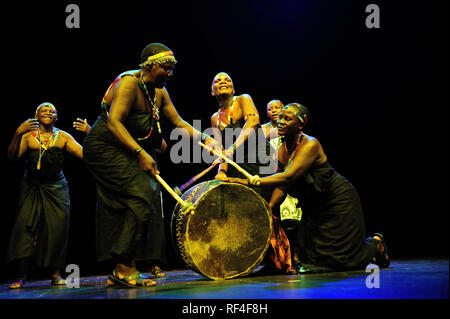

{"left": 210, "top": 72, "right": 274, "bottom": 201}
{"left": 224, "top": 103, "right": 390, "bottom": 273}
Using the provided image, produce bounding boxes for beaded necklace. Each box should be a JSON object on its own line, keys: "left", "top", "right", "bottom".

{"left": 217, "top": 97, "right": 235, "bottom": 131}
{"left": 32, "top": 128, "right": 60, "bottom": 170}
{"left": 137, "top": 72, "right": 161, "bottom": 141}
{"left": 286, "top": 133, "right": 304, "bottom": 168}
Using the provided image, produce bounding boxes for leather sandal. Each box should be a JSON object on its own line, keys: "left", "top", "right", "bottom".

{"left": 109, "top": 270, "right": 156, "bottom": 288}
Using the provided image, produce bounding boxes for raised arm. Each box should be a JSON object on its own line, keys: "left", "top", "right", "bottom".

{"left": 73, "top": 118, "right": 91, "bottom": 133}
{"left": 7, "top": 118, "right": 39, "bottom": 161}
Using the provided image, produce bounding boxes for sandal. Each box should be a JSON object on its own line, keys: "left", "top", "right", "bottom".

{"left": 149, "top": 265, "right": 167, "bottom": 278}
{"left": 372, "top": 233, "right": 390, "bottom": 268}
{"left": 108, "top": 270, "right": 156, "bottom": 288}
{"left": 51, "top": 276, "right": 67, "bottom": 286}
{"left": 9, "top": 279, "right": 25, "bottom": 289}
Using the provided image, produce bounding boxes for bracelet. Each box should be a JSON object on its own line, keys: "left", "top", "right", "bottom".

{"left": 244, "top": 113, "right": 259, "bottom": 121}
{"left": 249, "top": 175, "right": 261, "bottom": 186}
{"left": 134, "top": 147, "right": 144, "bottom": 155}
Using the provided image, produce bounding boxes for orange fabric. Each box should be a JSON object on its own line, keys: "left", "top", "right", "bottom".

{"left": 267, "top": 215, "right": 295, "bottom": 274}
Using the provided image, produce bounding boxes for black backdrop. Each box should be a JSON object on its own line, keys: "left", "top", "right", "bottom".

{"left": 0, "top": 0, "right": 448, "bottom": 281}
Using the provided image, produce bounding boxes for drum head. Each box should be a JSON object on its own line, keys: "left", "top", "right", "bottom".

{"left": 178, "top": 182, "right": 272, "bottom": 279}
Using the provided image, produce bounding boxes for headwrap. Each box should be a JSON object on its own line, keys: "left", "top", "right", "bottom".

{"left": 284, "top": 103, "right": 309, "bottom": 126}
{"left": 139, "top": 50, "right": 177, "bottom": 68}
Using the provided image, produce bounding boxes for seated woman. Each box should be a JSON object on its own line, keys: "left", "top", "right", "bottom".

{"left": 224, "top": 103, "right": 390, "bottom": 273}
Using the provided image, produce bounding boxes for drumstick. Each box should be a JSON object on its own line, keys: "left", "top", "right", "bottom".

{"left": 174, "top": 158, "right": 221, "bottom": 196}
{"left": 154, "top": 174, "right": 194, "bottom": 214}
{"left": 198, "top": 141, "right": 261, "bottom": 186}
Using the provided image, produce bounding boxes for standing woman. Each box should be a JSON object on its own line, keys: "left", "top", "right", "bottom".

{"left": 210, "top": 72, "right": 274, "bottom": 201}
{"left": 83, "top": 43, "right": 217, "bottom": 287}
{"left": 225, "top": 103, "right": 390, "bottom": 273}
{"left": 6, "top": 103, "right": 89, "bottom": 288}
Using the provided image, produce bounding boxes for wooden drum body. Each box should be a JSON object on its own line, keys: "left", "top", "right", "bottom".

{"left": 171, "top": 180, "right": 272, "bottom": 280}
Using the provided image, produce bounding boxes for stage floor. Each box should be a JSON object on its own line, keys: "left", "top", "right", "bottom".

{"left": 0, "top": 259, "right": 447, "bottom": 299}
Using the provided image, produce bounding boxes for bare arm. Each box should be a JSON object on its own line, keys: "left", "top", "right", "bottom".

{"left": 106, "top": 77, "right": 140, "bottom": 151}
{"left": 161, "top": 88, "right": 203, "bottom": 140}
{"left": 61, "top": 131, "right": 84, "bottom": 159}
{"left": 160, "top": 87, "right": 217, "bottom": 147}
{"left": 211, "top": 112, "right": 228, "bottom": 179}
{"left": 7, "top": 118, "right": 39, "bottom": 161}
{"left": 107, "top": 77, "right": 159, "bottom": 176}
{"left": 230, "top": 94, "right": 260, "bottom": 152}
{"left": 223, "top": 137, "right": 321, "bottom": 188}
{"left": 269, "top": 187, "right": 287, "bottom": 210}
{"left": 259, "top": 138, "right": 320, "bottom": 187}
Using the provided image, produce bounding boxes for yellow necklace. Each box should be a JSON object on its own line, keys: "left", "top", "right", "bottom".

{"left": 36, "top": 128, "right": 59, "bottom": 170}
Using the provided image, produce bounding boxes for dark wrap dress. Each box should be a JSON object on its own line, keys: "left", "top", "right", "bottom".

{"left": 288, "top": 161, "right": 378, "bottom": 272}
{"left": 221, "top": 118, "right": 276, "bottom": 202}
{"left": 6, "top": 147, "right": 70, "bottom": 269}
{"left": 83, "top": 74, "right": 165, "bottom": 263}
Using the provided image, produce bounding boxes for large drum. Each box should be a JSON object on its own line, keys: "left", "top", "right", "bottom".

{"left": 171, "top": 180, "right": 272, "bottom": 280}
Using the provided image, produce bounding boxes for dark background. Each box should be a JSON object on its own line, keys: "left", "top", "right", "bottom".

{"left": 0, "top": 0, "right": 448, "bottom": 281}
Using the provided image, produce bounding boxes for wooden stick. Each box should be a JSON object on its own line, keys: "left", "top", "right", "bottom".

{"left": 155, "top": 174, "right": 194, "bottom": 213}
{"left": 177, "top": 158, "right": 221, "bottom": 194}
{"left": 198, "top": 141, "right": 261, "bottom": 186}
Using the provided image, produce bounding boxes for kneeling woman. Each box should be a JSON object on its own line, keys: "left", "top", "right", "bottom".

{"left": 225, "top": 103, "right": 390, "bottom": 273}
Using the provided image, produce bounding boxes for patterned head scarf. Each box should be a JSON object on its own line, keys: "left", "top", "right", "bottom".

{"left": 139, "top": 43, "right": 177, "bottom": 68}
{"left": 284, "top": 103, "right": 309, "bottom": 127}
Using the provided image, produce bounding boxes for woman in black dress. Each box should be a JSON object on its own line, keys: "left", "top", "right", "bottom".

{"left": 6, "top": 103, "right": 89, "bottom": 288}
{"left": 224, "top": 103, "right": 390, "bottom": 273}
{"left": 210, "top": 72, "right": 274, "bottom": 201}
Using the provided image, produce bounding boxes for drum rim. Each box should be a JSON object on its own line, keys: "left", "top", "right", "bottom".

{"left": 172, "top": 180, "right": 273, "bottom": 280}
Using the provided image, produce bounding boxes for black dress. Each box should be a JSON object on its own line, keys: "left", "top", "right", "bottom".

{"left": 6, "top": 147, "right": 70, "bottom": 269}
{"left": 289, "top": 162, "right": 378, "bottom": 272}
{"left": 83, "top": 83, "right": 165, "bottom": 264}
{"left": 220, "top": 118, "right": 276, "bottom": 202}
